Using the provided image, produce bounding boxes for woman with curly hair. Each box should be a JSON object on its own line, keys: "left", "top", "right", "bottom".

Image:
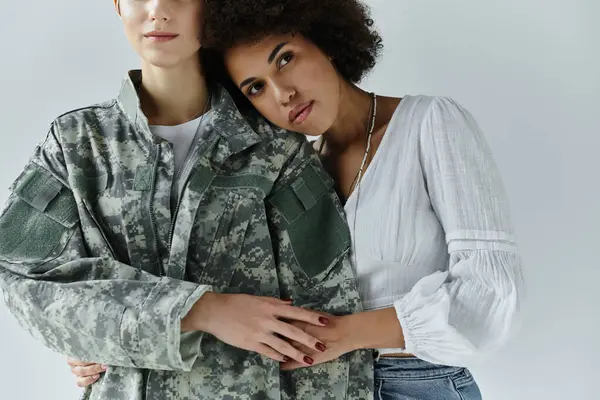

{"left": 74, "top": 0, "right": 523, "bottom": 398}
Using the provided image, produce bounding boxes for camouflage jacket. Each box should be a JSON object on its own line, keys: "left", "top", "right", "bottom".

{"left": 0, "top": 71, "right": 373, "bottom": 400}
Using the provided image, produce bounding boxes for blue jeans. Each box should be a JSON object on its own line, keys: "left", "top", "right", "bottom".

{"left": 375, "top": 357, "right": 482, "bottom": 400}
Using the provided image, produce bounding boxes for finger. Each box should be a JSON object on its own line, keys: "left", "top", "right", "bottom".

{"left": 72, "top": 364, "right": 108, "bottom": 377}
{"left": 281, "top": 344, "right": 324, "bottom": 371}
{"left": 274, "top": 305, "right": 329, "bottom": 327}
{"left": 271, "top": 320, "right": 326, "bottom": 353}
{"left": 72, "top": 364, "right": 105, "bottom": 378}
{"left": 76, "top": 375, "right": 100, "bottom": 388}
{"left": 288, "top": 339, "right": 318, "bottom": 356}
{"left": 254, "top": 343, "right": 288, "bottom": 362}
{"left": 263, "top": 297, "right": 294, "bottom": 305}
{"left": 262, "top": 335, "right": 314, "bottom": 366}
{"left": 67, "top": 357, "right": 94, "bottom": 368}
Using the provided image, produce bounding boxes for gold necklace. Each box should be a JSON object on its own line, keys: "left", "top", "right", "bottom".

{"left": 352, "top": 92, "right": 377, "bottom": 195}
{"left": 349, "top": 93, "right": 377, "bottom": 264}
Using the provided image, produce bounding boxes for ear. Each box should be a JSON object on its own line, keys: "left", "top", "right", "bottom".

{"left": 114, "top": 0, "right": 122, "bottom": 18}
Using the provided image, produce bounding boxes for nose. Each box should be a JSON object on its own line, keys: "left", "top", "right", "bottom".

{"left": 148, "top": 0, "right": 170, "bottom": 22}
{"left": 273, "top": 82, "right": 296, "bottom": 106}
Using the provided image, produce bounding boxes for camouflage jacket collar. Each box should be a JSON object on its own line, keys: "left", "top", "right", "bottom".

{"left": 117, "top": 70, "right": 262, "bottom": 157}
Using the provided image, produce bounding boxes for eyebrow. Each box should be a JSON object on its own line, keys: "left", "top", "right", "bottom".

{"left": 268, "top": 41, "right": 288, "bottom": 64}
{"left": 239, "top": 41, "right": 289, "bottom": 90}
{"left": 239, "top": 77, "right": 255, "bottom": 90}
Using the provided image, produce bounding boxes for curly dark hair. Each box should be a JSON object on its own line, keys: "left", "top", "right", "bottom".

{"left": 202, "top": 0, "right": 383, "bottom": 84}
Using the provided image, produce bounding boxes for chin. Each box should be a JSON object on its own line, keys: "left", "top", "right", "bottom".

{"left": 142, "top": 50, "right": 188, "bottom": 69}
{"left": 143, "top": 59, "right": 177, "bottom": 69}
{"left": 285, "top": 122, "right": 320, "bottom": 137}
{"left": 300, "top": 112, "right": 330, "bottom": 137}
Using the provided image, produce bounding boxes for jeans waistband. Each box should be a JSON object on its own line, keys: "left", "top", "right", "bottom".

{"left": 375, "top": 356, "right": 465, "bottom": 380}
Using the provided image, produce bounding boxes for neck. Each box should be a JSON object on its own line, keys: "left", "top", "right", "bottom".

{"left": 138, "top": 56, "right": 210, "bottom": 126}
{"left": 323, "top": 82, "right": 373, "bottom": 151}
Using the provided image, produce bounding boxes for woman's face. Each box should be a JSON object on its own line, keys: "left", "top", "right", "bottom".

{"left": 115, "top": 0, "right": 203, "bottom": 68}
{"left": 224, "top": 34, "right": 342, "bottom": 136}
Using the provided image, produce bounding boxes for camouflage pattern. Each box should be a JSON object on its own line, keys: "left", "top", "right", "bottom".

{"left": 0, "top": 70, "right": 373, "bottom": 399}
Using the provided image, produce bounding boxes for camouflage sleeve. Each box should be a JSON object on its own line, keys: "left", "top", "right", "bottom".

{"left": 0, "top": 125, "right": 210, "bottom": 372}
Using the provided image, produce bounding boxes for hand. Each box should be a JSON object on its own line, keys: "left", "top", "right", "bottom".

{"left": 281, "top": 314, "right": 357, "bottom": 371}
{"left": 182, "top": 293, "right": 329, "bottom": 366}
{"left": 281, "top": 308, "right": 407, "bottom": 370}
{"left": 66, "top": 357, "right": 107, "bottom": 388}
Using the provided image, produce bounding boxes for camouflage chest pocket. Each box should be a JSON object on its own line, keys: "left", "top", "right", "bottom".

{"left": 267, "top": 162, "right": 351, "bottom": 288}
{"left": 0, "top": 164, "right": 78, "bottom": 267}
{"left": 190, "top": 191, "right": 255, "bottom": 292}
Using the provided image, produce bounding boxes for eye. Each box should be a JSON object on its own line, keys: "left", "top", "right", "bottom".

{"left": 247, "top": 81, "right": 265, "bottom": 97}
{"left": 277, "top": 52, "right": 294, "bottom": 69}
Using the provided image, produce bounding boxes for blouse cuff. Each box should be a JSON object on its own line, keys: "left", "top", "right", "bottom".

{"left": 393, "top": 271, "right": 478, "bottom": 366}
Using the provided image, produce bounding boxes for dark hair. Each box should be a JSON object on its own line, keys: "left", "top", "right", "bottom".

{"left": 202, "top": 0, "right": 384, "bottom": 84}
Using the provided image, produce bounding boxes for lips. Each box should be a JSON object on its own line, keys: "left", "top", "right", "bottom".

{"left": 144, "top": 31, "right": 179, "bottom": 42}
{"left": 289, "top": 101, "right": 314, "bottom": 124}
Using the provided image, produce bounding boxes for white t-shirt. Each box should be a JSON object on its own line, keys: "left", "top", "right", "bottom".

{"left": 150, "top": 111, "right": 213, "bottom": 208}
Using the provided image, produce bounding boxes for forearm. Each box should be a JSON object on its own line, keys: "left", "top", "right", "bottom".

{"left": 181, "top": 291, "right": 219, "bottom": 332}
{"left": 1, "top": 255, "right": 209, "bottom": 371}
{"left": 345, "top": 308, "right": 405, "bottom": 350}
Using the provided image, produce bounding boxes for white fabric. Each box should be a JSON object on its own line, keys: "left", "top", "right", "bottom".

{"left": 150, "top": 111, "right": 213, "bottom": 206}
{"left": 150, "top": 116, "right": 202, "bottom": 174}
{"left": 345, "top": 95, "right": 523, "bottom": 367}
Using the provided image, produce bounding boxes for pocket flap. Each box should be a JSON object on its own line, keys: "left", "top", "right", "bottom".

{"left": 268, "top": 163, "right": 333, "bottom": 228}
{"left": 11, "top": 164, "right": 78, "bottom": 228}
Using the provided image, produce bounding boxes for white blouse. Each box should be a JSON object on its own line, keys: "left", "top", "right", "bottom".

{"left": 344, "top": 95, "right": 523, "bottom": 367}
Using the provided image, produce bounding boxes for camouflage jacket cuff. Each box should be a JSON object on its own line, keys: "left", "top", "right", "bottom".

{"left": 119, "top": 278, "right": 212, "bottom": 371}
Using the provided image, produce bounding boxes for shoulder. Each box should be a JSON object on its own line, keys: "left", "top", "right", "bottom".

{"left": 395, "top": 95, "right": 473, "bottom": 123}
{"left": 50, "top": 99, "right": 121, "bottom": 143}
{"left": 52, "top": 99, "right": 119, "bottom": 129}
{"left": 398, "top": 96, "right": 493, "bottom": 166}
{"left": 215, "top": 103, "right": 312, "bottom": 188}
{"left": 394, "top": 95, "right": 482, "bottom": 141}
{"left": 239, "top": 107, "right": 307, "bottom": 155}
{"left": 212, "top": 85, "right": 306, "bottom": 156}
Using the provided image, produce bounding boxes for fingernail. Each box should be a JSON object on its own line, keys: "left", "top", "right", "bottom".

{"left": 93, "top": 374, "right": 100, "bottom": 380}
{"left": 304, "top": 356, "right": 314, "bottom": 365}
{"left": 283, "top": 356, "right": 291, "bottom": 362}
{"left": 101, "top": 365, "right": 108, "bottom": 370}
{"left": 315, "top": 342, "right": 327, "bottom": 352}
{"left": 319, "top": 317, "right": 329, "bottom": 325}
{"left": 281, "top": 298, "right": 293, "bottom": 303}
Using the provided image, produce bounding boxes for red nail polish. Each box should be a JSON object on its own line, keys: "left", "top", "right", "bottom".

{"left": 281, "top": 298, "right": 293, "bottom": 303}
{"left": 304, "top": 356, "right": 314, "bottom": 365}
{"left": 316, "top": 342, "right": 326, "bottom": 352}
{"left": 319, "top": 317, "right": 329, "bottom": 325}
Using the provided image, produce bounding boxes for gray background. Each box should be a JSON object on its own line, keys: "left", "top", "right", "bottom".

{"left": 1, "top": 0, "right": 598, "bottom": 399}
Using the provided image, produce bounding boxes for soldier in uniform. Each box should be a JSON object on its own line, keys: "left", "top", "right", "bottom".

{"left": 0, "top": 0, "right": 373, "bottom": 399}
